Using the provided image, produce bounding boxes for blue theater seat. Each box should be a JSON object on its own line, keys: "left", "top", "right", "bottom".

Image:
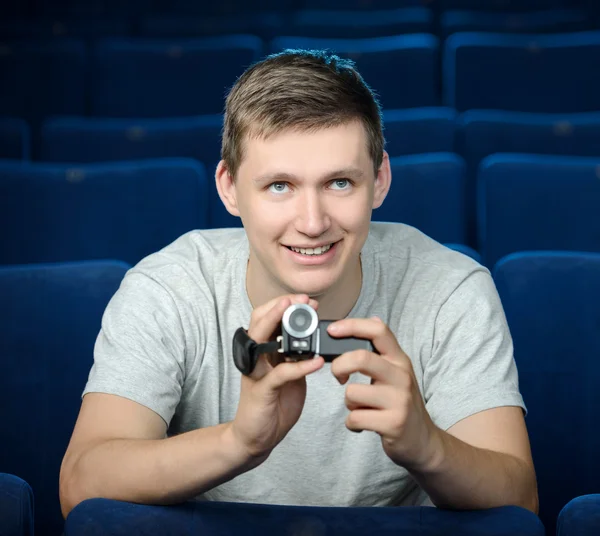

{"left": 301, "top": 0, "right": 423, "bottom": 9}
{"left": 441, "top": 9, "right": 589, "bottom": 38}
{"left": 0, "top": 473, "right": 34, "bottom": 536}
{"left": 0, "top": 39, "right": 86, "bottom": 127}
{"left": 65, "top": 498, "right": 545, "bottom": 535}
{"left": 289, "top": 8, "right": 433, "bottom": 38}
{"left": 0, "top": 17, "right": 128, "bottom": 39}
{"left": 557, "top": 495, "right": 600, "bottom": 536}
{"left": 444, "top": 31, "right": 600, "bottom": 113}
{"left": 0, "top": 260, "right": 130, "bottom": 536}
{"left": 139, "top": 12, "right": 282, "bottom": 40}
{"left": 40, "top": 115, "right": 239, "bottom": 229}
{"left": 384, "top": 107, "right": 457, "bottom": 157}
{"left": 91, "top": 36, "right": 263, "bottom": 117}
{"left": 270, "top": 35, "right": 439, "bottom": 110}
{"left": 438, "top": 0, "right": 565, "bottom": 10}
{"left": 0, "top": 118, "right": 30, "bottom": 160}
{"left": 0, "top": 158, "right": 209, "bottom": 265}
{"left": 376, "top": 153, "right": 466, "bottom": 245}
{"left": 494, "top": 251, "right": 600, "bottom": 534}
{"left": 456, "top": 109, "right": 600, "bottom": 248}
{"left": 477, "top": 154, "right": 600, "bottom": 267}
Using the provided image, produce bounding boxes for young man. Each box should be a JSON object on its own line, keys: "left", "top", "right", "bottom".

{"left": 59, "top": 50, "right": 538, "bottom": 517}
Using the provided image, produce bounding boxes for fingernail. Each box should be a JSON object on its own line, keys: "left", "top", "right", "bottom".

{"left": 328, "top": 323, "right": 339, "bottom": 333}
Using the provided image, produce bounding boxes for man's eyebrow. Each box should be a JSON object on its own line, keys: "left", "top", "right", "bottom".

{"left": 252, "top": 167, "right": 365, "bottom": 185}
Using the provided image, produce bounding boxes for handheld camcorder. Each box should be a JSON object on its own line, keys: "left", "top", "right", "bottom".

{"left": 232, "top": 303, "right": 375, "bottom": 375}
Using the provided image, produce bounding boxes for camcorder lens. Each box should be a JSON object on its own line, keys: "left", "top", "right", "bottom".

{"left": 290, "top": 309, "right": 311, "bottom": 333}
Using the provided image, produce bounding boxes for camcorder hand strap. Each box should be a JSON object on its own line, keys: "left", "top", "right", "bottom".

{"left": 232, "top": 327, "right": 280, "bottom": 376}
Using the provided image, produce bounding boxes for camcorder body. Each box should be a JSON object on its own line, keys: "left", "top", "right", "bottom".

{"left": 278, "top": 303, "right": 374, "bottom": 361}
{"left": 232, "top": 303, "right": 375, "bottom": 375}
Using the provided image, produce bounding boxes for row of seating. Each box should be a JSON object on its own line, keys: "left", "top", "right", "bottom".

{"left": 1, "top": 7, "right": 595, "bottom": 40}
{"left": 4, "top": 107, "right": 600, "bottom": 247}
{"left": 2, "top": 153, "right": 599, "bottom": 267}
{"left": 1, "top": 250, "right": 599, "bottom": 534}
{"left": 4, "top": 0, "right": 595, "bottom": 18}
{"left": 3, "top": 31, "right": 600, "bottom": 125}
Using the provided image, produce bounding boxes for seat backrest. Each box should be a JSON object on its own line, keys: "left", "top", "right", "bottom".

{"left": 289, "top": 8, "right": 433, "bottom": 39}
{"left": 477, "top": 153, "right": 600, "bottom": 267}
{"left": 0, "top": 260, "right": 130, "bottom": 535}
{"left": 0, "top": 158, "right": 209, "bottom": 265}
{"left": 384, "top": 107, "right": 457, "bottom": 157}
{"left": 456, "top": 110, "right": 600, "bottom": 249}
{"left": 378, "top": 152, "right": 466, "bottom": 245}
{"left": 493, "top": 251, "right": 600, "bottom": 534}
{"left": 91, "top": 36, "right": 263, "bottom": 117}
{"left": 444, "top": 31, "right": 600, "bottom": 113}
{"left": 40, "top": 116, "right": 239, "bottom": 229}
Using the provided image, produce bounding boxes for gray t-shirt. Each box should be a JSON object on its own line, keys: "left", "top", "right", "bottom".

{"left": 84, "top": 222, "right": 526, "bottom": 507}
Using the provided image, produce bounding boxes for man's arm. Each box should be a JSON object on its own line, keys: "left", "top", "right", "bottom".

{"left": 410, "top": 406, "right": 539, "bottom": 513}
{"left": 328, "top": 317, "right": 538, "bottom": 514}
{"left": 59, "top": 393, "right": 260, "bottom": 519}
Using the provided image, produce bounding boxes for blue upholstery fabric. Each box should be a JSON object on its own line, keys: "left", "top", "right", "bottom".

{"left": 0, "top": 118, "right": 30, "bottom": 160}
{"left": 40, "top": 115, "right": 222, "bottom": 166}
{"left": 139, "top": 12, "right": 283, "bottom": 40}
{"left": 0, "top": 17, "right": 128, "bottom": 39}
{"left": 477, "top": 154, "right": 600, "bottom": 267}
{"left": 270, "top": 35, "right": 439, "bottom": 110}
{"left": 0, "top": 39, "right": 85, "bottom": 127}
{"left": 456, "top": 110, "right": 600, "bottom": 248}
{"left": 40, "top": 115, "right": 239, "bottom": 229}
{"left": 445, "top": 243, "right": 482, "bottom": 263}
{"left": 301, "top": 0, "right": 422, "bottom": 9}
{"left": 377, "top": 153, "right": 466, "bottom": 245}
{"left": 384, "top": 107, "right": 457, "bottom": 156}
{"left": 65, "top": 499, "right": 545, "bottom": 536}
{"left": 557, "top": 495, "right": 600, "bottom": 536}
{"left": 441, "top": 9, "right": 589, "bottom": 38}
{"left": 0, "top": 158, "right": 209, "bottom": 265}
{"left": 289, "top": 8, "right": 432, "bottom": 38}
{"left": 91, "top": 36, "right": 263, "bottom": 117}
{"left": 444, "top": 31, "right": 600, "bottom": 113}
{"left": 0, "top": 473, "right": 34, "bottom": 536}
{"left": 0, "top": 261, "right": 130, "bottom": 536}
{"left": 493, "top": 252, "right": 600, "bottom": 534}
{"left": 438, "top": 0, "right": 565, "bottom": 10}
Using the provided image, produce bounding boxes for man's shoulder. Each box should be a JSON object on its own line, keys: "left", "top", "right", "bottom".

{"left": 125, "top": 227, "right": 248, "bottom": 294}
{"left": 367, "top": 222, "right": 483, "bottom": 278}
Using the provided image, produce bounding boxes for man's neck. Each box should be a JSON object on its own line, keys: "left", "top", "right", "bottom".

{"left": 246, "top": 255, "right": 363, "bottom": 321}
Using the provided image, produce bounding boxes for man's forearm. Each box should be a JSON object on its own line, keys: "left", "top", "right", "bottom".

{"left": 60, "top": 423, "right": 263, "bottom": 518}
{"left": 409, "top": 429, "right": 539, "bottom": 513}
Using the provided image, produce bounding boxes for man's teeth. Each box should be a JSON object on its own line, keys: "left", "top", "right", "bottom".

{"left": 290, "top": 243, "right": 333, "bottom": 256}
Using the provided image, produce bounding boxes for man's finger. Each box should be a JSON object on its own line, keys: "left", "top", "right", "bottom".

{"left": 327, "top": 317, "right": 405, "bottom": 359}
{"left": 331, "top": 349, "right": 395, "bottom": 385}
{"left": 262, "top": 357, "right": 324, "bottom": 391}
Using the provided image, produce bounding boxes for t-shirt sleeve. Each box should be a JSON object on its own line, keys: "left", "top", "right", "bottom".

{"left": 83, "top": 270, "right": 187, "bottom": 426}
{"left": 423, "top": 269, "right": 526, "bottom": 432}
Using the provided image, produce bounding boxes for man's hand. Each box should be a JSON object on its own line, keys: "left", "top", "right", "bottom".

{"left": 229, "top": 294, "right": 325, "bottom": 463}
{"left": 327, "top": 316, "right": 442, "bottom": 473}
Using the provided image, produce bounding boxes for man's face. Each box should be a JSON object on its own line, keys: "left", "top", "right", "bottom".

{"left": 223, "top": 121, "right": 389, "bottom": 299}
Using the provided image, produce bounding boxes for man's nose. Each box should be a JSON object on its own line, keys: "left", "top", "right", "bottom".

{"left": 295, "top": 190, "right": 331, "bottom": 237}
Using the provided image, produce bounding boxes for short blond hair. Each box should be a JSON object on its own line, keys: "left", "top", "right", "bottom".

{"left": 221, "top": 49, "right": 384, "bottom": 178}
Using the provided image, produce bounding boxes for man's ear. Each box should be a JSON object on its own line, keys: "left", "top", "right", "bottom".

{"left": 372, "top": 151, "right": 392, "bottom": 210}
{"left": 215, "top": 160, "right": 241, "bottom": 217}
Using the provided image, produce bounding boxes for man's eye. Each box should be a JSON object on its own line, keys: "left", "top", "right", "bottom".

{"left": 268, "top": 182, "right": 289, "bottom": 194}
{"left": 331, "top": 179, "right": 351, "bottom": 190}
